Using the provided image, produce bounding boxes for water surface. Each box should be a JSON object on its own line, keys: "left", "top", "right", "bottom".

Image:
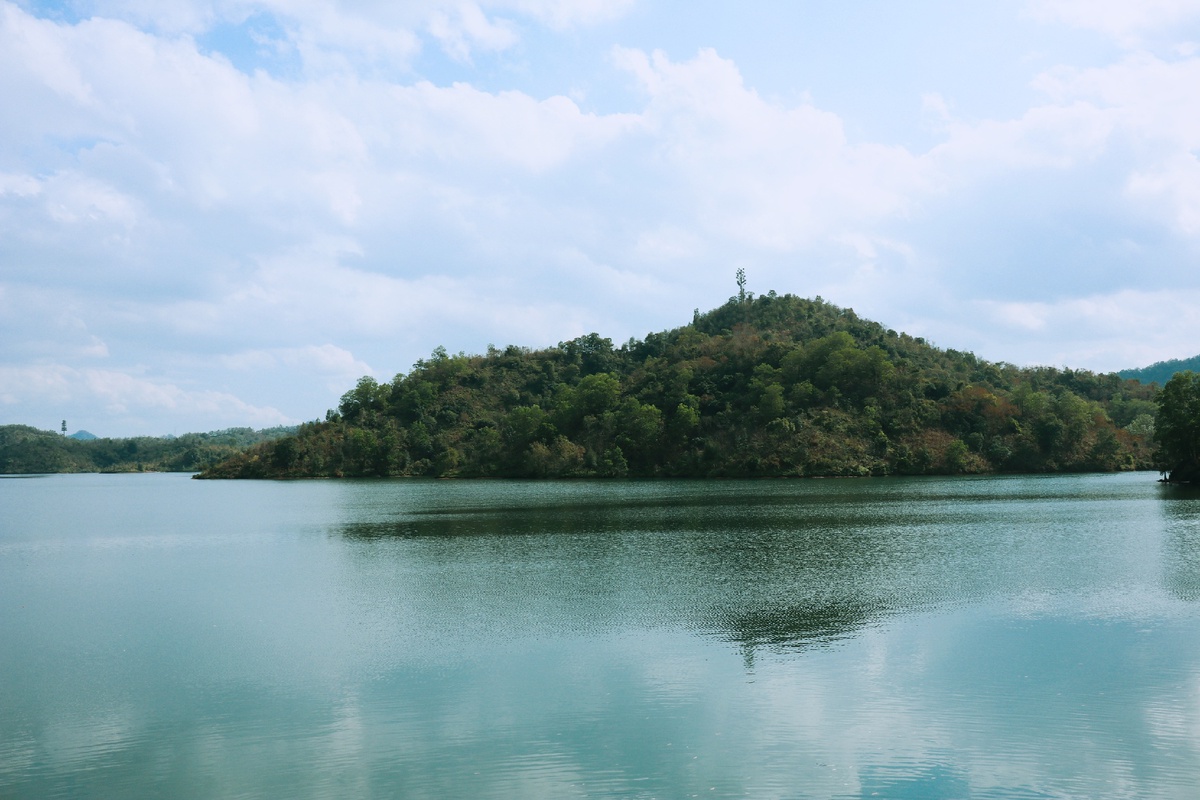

{"left": 2, "top": 472, "right": 1199, "bottom": 798}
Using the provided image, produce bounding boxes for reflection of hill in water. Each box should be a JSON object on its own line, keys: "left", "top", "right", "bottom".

{"left": 344, "top": 512, "right": 894, "bottom": 652}
{"left": 334, "top": 487, "right": 951, "bottom": 539}
{"left": 718, "top": 601, "right": 886, "bottom": 653}
{"left": 330, "top": 474, "right": 1180, "bottom": 655}
{"left": 334, "top": 494, "right": 929, "bottom": 654}
{"left": 1158, "top": 484, "right": 1200, "bottom": 601}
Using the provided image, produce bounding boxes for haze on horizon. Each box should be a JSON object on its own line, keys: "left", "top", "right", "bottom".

{"left": 4, "top": 0, "right": 1200, "bottom": 437}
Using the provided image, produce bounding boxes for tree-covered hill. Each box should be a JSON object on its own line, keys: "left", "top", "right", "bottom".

{"left": 1120, "top": 354, "right": 1200, "bottom": 387}
{"left": 197, "top": 293, "right": 1158, "bottom": 479}
{"left": 0, "top": 425, "right": 296, "bottom": 474}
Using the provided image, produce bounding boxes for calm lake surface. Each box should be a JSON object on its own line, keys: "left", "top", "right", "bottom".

{"left": 2, "top": 472, "right": 1200, "bottom": 799}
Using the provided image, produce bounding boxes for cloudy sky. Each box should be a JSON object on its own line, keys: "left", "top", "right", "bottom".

{"left": 4, "top": 0, "right": 1200, "bottom": 436}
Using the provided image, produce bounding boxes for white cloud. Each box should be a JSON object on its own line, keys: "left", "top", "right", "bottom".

{"left": 1128, "top": 151, "right": 1200, "bottom": 234}
{"left": 265, "top": 0, "right": 638, "bottom": 66}
{"left": 0, "top": 285, "right": 116, "bottom": 362}
{"left": 1028, "top": 53, "right": 1200, "bottom": 236}
{"left": 66, "top": 0, "right": 639, "bottom": 70}
{"left": 973, "top": 289, "right": 1200, "bottom": 370}
{"left": 44, "top": 172, "right": 141, "bottom": 226}
{"left": 0, "top": 172, "right": 43, "bottom": 197}
{"left": 613, "top": 47, "right": 924, "bottom": 250}
{"left": 162, "top": 246, "right": 593, "bottom": 352}
{"left": 633, "top": 225, "right": 704, "bottom": 263}
{"left": 1026, "top": 0, "right": 1200, "bottom": 47}
{"left": 81, "top": 336, "right": 110, "bottom": 358}
{"left": 381, "top": 80, "right": 637, "bottom": 171}
{"left": 928, "top": 101, "right": 1115, "bottom": 175}
{"left": 280, "top": 5, "right": 422, "bottom": 76}
{"left": 0, "top": 363, "right": 290, "bottom": 426}
{"left": 1033, "top": 52, "right": 1200, "bottom": 147}
{"left": 0, "top": 4, "right": 96, "bottom": 109}
{"left": 78, "top": 0, "right": 218, "bottom": 35}
{"left": 0, "top": 364, "right": 72, "bottom": 406}
{"left": 505, "top": 0, "right": 636, "bottom": 30}
{"left": 220, "top": 343, "right": 374, "bottom": 390}
{"left": 283, "top": 343, "right": 372, "bottom": 374}
{"left": 0, "top": 2, "right": 636, "bottom": 259}
{"left": 428, "top": 3, "right": 517, "bottom": 62}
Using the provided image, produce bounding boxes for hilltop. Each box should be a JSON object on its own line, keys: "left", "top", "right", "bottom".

{"left": 197, "top": 293, "right": 1157, "bottom": 479}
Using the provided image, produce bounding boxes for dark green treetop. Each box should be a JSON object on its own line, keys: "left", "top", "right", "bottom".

{"left": 1154, "top": 371, "right": 1200, "bottom": 482}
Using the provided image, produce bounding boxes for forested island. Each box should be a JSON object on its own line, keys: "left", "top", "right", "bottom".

{"left": 0, "top": 425, "right": 294, "bottom": 474}
{"left": 196, "top": 292, "right": 1160, "bottom": 479}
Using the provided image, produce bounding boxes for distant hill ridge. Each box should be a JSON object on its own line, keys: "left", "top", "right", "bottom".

{"left": 0, "top": 425, "right": 297, "bottom": 474}
{"left": 1119, "top": 355, "right": 1200, "bottom": 386}
{"left": 197, "top": 292, "right": 1159, "bottom": 480}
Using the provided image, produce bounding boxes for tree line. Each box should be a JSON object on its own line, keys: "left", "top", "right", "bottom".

{"left": 0, "top": 425, "right": 295, "bottom": 474}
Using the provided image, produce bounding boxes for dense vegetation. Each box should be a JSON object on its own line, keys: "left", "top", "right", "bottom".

{"left": 1120, "top": 354, "right": 1200, "bottom": 387}
{"left": 198, "top": 293, "right": 1158, "bottom": 479}
{"left": 1154, "top": 371, "right": 1200, "bottom": 483}
{"left": 0, "top": 425, "right": 295, "bottom": 474}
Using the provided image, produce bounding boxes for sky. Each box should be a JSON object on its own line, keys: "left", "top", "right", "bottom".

{"left": 4, "top": 0, "right": 1200, "bottom": 437}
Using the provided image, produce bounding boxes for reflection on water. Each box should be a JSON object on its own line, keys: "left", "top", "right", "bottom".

{"left": 3, "top": 472, "right": 1200, "bottom": 798}
{"left": 1158, "top": 483, "right": 1200, "bottom": 601}
{"left": 723, "top": 601, "right": 883, "bottom": 654}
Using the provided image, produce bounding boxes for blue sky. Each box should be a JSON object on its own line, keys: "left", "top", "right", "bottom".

{"left": 4, "top": 0, "right": 1200, "bottom": 436}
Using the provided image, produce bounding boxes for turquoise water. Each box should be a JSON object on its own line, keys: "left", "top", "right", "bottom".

{"left": 2, "top": 472, "right": 1199, "bottom": 798}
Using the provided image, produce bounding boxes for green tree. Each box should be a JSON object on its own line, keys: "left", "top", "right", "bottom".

{"left": 1154, "top": 371, "right": 1200, "bottom": 481}
{"left": 339, "top": 376, "right": 385, "bottom": 422}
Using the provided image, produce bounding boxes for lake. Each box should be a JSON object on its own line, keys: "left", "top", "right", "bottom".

{"left": 2, "top": 471, "right": 1199, "bottom": 798}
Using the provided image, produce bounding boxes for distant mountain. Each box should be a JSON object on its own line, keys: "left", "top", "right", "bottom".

{"left": 68, "top": 430, "right": 98, "bottom": 440}
{"left": 1119, "top": 355, "right": 1200, "bottom": 386}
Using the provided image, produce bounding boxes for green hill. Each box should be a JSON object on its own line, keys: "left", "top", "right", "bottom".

{"left": 197, "top": 293, "right": 1157, "bottom": 479}
{"left": 1119, "top": 355, "right": 1200, "bottom": 387}
{"left": 0, "top": 425, "right": 296, "bottom": 474}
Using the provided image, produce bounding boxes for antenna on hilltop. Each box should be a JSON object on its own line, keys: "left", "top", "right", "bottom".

{"left": 61, "top": 420, "right": 67, "bottom": 436}
{"left": 736, "top": 268, "right": 747, "bottom": 304}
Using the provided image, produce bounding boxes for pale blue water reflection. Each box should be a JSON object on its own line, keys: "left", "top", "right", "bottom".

{"left": 2, "top": 472, "right": 1200, "bottom": 798}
